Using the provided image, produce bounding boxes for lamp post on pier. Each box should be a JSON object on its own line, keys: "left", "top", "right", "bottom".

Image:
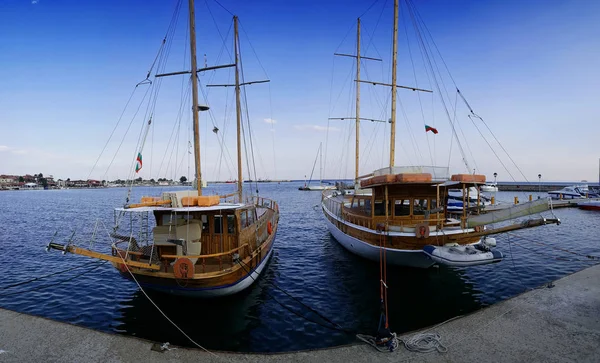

{"left": 538, "top": 174, "right": 542, "bottom": 193}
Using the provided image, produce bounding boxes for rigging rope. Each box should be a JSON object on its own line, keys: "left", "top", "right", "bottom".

{"left": 115, "top": 257, "right": 220, "bottom": 358}
{"left": 405, "top": 0, "right": 471, "bottom": 172}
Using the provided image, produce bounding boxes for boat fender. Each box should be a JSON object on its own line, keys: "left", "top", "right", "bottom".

{"left": 267, "top": 221, "right": 273, "bottom": 235}
{"left": 119, "top": 263, "right": 128, "bottom": 273}
{"left": 174, "top": 258, "right": 194, "bottom": 279}
{"left": 482, "top": 237, "right": 496, "bottom": 247}
{"left": 415, "top": 223, "right": 430, "bottom": 239}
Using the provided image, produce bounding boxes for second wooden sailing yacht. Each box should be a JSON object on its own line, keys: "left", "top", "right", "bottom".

{"left": 321, "top": 0, "right": 560, "bottom": 268}
{"left": 48, "top": 1, "right": 279, "bottom": 296}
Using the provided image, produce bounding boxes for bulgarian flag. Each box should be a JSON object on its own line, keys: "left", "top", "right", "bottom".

{"left": 425, "top": 125, "right": 438, "bottom": 134}
{"left": 135, "top": 152, "right": 143, "bottom": 173}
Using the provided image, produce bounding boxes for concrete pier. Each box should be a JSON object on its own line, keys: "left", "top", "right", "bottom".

{"left": 1, "top": 263, "right": 599, "bottom": 362}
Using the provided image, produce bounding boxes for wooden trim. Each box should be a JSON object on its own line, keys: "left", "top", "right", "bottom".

{"left": 67, "top": 246, "right": 161, "bottom": 270}
{"left": 160, "top": 243, "right": 249, "bottom": 260}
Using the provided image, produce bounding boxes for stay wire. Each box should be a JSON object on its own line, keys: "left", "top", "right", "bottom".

{"left": 86, "top": 85, "right": 142, "bottom": 181}
{"left": 401, "top": 2, "right": 433, "bottom": 166}
{"left": 467, "top": 114, "right": 516, "bottom": 181}
{"left": 212, "top": 0, "right": 234, "bottom": 16}
{"left": 238, "top": 42, "right": 261, "bottom": 195}
{"left": 358, "top": 0, "right": 381, "bottom": 19}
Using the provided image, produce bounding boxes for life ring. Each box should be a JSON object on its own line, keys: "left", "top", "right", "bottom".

{"left": 174, "top": 258, "right": 194, "bottom": 279}
{"left": 415, "top": 223, "right": 430, "bottom": 239}
{"left": 267, "top": 221, "right": 273, "bottom": 235}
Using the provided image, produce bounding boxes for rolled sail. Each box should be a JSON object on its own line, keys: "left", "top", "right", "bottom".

{"left": 467, "top": 198, "right": 551, "bottom": 227}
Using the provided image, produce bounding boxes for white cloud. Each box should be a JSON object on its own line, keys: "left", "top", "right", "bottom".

{"left": 32, "top": 0, "right": 38, "bottom": 4}
{"left": 263, "top": 118, "right": 277, "bottom": 124}
{"left": 293, "top": 125, "right": 340, "bottom": 132}
{"left": 0, "top": 146, "right": 28, "bottom": 155}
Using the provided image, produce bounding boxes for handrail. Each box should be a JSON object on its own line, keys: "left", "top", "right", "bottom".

{"left": 136, "top": 243, "right": 250, "bottom": 260}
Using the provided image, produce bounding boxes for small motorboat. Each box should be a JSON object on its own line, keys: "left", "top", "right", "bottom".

{"left": 423, "top": 238, "right": 502, "bottom": 267}
{"left": 447, "top": 186, "right": 491, "bottom": 212}
{"left": 480, "top": 183, "right": 498, "bottom": 192}
{"left": 548, "top": 186, "right": 591, "bottom": 200}
{"left": 578, "top": 200, "right": 600, "bottom": 211}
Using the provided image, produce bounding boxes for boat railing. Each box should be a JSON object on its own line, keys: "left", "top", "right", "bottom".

{"left": 246, "top": 196, "right": 279, "bottom": 213}
{"left": 322, "top": 191, "right": 344, "bottom": 219}
{"left": 113, "top": 241, "right": 253, "bottom": 273}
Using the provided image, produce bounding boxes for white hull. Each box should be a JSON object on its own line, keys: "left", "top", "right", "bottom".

{"left": 423, "top": 243, "right": 502, "bottom": 267}
{"left": 480, "top": 185, "right": 498, "bottom": 192}
{"left": 323, "top": 213, "right": 435, "bottom": 268}
{"left": 138, "top": 246, "right": 274, "bottom": 298}
{"left": 300, "top": 185, "right": 334, "bottom": 191}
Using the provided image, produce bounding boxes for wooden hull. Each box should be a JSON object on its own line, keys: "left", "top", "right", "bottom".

{"left": 116, "top": 245, "right": 274, "bottom": 297}
{"left": 321, "top": 195, "right": 482, "bottom": 268}
{"left": 113, "top": 225, "right": 277, "bottom": 298}
{"left": 323, "top": 212, "right": 436, "bottom": 268}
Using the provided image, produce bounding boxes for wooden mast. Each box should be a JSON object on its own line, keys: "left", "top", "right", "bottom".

{"left": 355, "top": 18, "right": 361, "bottom": 182}
{"left": 188, "top": 0, "right": 202, "bottom": 195}
{"left": 234, "top": 16, "right": 243, "bottom": 202}
{"left": 389, "top": 0, "right": 398, "bottom": 168}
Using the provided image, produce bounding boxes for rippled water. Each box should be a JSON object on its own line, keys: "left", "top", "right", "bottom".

{"left": 0, "top": 185, "right": 598, "bottom": 352}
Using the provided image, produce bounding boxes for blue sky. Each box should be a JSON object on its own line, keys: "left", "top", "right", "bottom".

{"left": 1, "top": 0, "right": 599, "bottom": 182}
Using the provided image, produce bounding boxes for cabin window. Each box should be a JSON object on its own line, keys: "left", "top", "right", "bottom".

{"left": 364, "top": 199, "right": 372, "bottom": 216}
{"left": 214, "top": 215, "right": 223, "bottom": 234}
{"left": 413, "top": 199, "right": 428, "bottom": 215}
{"left": 430, "top": 199, "right": 438, "bottom": 210}
{"left": 200, "top": 215, "right": 208, "bottom": 232}
{"left": 240, "top": 211, "right": 247, "bottom": 228}
{"left": 374, "top": 200, "right": 386, "bottom": 216}
{"left": 247, "top": 209, "right": 256, "bottom": 226}
{"left": 351, "top": 198, "right": 358, "bottom": 209}
{"left": 227, "top": 215, "right": 236, "bottom": 234}
{"left": 394, "top": 199, "right": 410, "bottom": 216}
{"left": 162, "top": 213, "right": 181, "bottom": 225}
{"left": 358, "top": 198, "right": 363, "bottom": 208}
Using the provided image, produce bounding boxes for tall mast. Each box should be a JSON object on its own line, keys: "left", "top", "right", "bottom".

{"left": 355, "top": 18, "right": 361, "bottom": 182}
{"left": 188, "top": 0, "right": 202, "bottom": 195}
{"left": 319, "top": 142, "right": 323, "bottom": 185}
{"left": 234, "top": 16, "right": 243, "bottom": 202}
{"left": 389, "top": 0, "right": 398, "bottom": 168}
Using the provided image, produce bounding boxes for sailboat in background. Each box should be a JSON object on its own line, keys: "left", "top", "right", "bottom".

{"left": 48, "top": 1, "right": 279, "bottom": 297}
{"left": 321, "top": 0, "right": 560, "bottom": 268}
{"left": 299, "top": 142, "right": 334, "bottom": 191}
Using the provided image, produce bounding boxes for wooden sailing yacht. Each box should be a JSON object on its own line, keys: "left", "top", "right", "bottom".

{"left": 321, "top": 1, "right": 560, "bottom": 268}
{"left": 299, "top": 142, "right": 334, "bottom": 191}
{"left": 48, "top": 1, "right": 279, "bottom": 296}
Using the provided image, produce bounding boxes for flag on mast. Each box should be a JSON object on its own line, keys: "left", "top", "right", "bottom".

{"left": 135, "top": 152, "right": 143, "bottom": 173}
{"left": 425, "top": 125, "right": 438, "bottom": 134}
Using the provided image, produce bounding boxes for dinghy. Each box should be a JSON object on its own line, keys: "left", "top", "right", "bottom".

{"left": 423, "top": 238, "right": 502, "bottom": 267}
